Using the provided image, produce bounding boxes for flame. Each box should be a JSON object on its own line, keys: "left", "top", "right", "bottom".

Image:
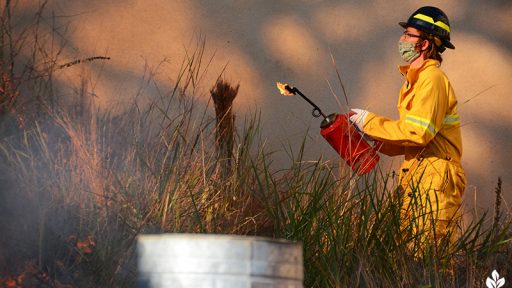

{"left": 76, "top": 236, "right": 96, "bottom": 254}
{"left": 68, "top": 235, "right": 96, "bottom": 255}
{"left": 0, "top": 260, "right": 49, "bottom": 287}
{"left": 0, "top": 234, "right": 96, "bottom": 287}
{"left": 276, "top": 82, "right": 295, "bottom": 96}
{"left": 1, "top": 277, "right": 18, "bottom": 288}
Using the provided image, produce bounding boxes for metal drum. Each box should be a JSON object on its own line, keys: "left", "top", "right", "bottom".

{"left": 137, "top": 234, "right": 303, "bottom": 288}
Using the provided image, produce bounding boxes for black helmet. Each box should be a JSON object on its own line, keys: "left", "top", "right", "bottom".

{"left": 399, "top": 6, "right": 455, "bottom": 50}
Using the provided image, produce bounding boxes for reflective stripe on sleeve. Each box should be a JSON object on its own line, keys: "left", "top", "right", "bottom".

{"left": 443, "top": 114, "right": 460, "bottom": 126}
{"left": 405, "top": 115, "right": 437, "bottom": 136}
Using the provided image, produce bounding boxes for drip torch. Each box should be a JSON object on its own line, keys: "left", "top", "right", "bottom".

{"left": 276, "top": 82, "right": 379, "bottom": 175}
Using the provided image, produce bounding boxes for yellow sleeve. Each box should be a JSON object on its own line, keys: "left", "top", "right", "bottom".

{"left": 363, "top": 73, "right": 448, "bottom": 147}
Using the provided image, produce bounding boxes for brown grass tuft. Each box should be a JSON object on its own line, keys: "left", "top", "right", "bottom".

{"left": 210, "top": 78, "right": 239, "bottom": 171}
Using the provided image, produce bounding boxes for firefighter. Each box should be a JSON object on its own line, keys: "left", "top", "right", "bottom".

{"left": 349, "top": 6, "right": 466, "bottom": 248}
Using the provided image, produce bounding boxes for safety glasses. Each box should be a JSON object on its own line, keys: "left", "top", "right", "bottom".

{"left": 401, "top": 31, "right": 422, "bottom": 40}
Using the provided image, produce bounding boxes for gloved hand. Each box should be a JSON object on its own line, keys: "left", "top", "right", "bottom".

{"left": 349, "top": 108, "right": 369, "bottom": 132}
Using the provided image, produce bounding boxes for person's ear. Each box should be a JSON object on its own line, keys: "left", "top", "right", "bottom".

{"left": 420, "top": 39, "right": 430, "bottom": 51}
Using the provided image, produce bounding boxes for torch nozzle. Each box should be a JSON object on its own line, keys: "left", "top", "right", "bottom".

{"left": 276, "top": 82, "right": 295, "bottom": 96}
{"left": 284, "top": 84, "right": 297, "bottom": 95}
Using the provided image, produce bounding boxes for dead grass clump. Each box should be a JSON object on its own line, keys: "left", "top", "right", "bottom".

{"left": 210, "top": 78, "right": 239, "bottom": 170}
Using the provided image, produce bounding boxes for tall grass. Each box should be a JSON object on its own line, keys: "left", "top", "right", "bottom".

{"left": 1, "top": 61, "right": 510, "bottom": 287}
{"left": 1, "top": 4, "right": 511, "bottom": 286}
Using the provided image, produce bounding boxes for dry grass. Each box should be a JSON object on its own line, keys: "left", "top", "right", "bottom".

{"left": 0, "top": 2, "right": 511, "bottom": 287}
{"left": 1, "top": 59, "right": 511, "bottom": 288}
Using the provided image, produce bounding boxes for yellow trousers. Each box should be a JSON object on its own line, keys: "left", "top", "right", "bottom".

{"left": 398, "top": 156, "right": 466, "bottom": 249}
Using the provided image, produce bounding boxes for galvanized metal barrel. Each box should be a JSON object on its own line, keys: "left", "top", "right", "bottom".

{"left": 137, "top": 234, "right": 303, "bottom": 288}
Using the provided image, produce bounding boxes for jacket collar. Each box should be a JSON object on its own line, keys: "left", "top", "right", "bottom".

{"left": 398, "top": 59, "right": 440, "bottom": 85}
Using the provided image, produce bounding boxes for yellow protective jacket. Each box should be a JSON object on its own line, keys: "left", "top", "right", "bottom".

{"left": 362, "top": 59, "right": 466, "bottom": 223}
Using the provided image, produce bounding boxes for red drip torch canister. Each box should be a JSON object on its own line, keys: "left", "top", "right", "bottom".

{"left": 320, "top": 113, "right": 379, "bottom": 175}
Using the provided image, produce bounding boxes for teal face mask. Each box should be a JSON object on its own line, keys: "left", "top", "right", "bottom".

{"left": 398, "top": 41, "right": 420, "bottom": 63}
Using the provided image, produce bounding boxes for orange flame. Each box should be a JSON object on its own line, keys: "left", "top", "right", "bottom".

{"left": 0, "top": 260, "right": 50, "bottom": 287}
{"left": 2, "top": 277, "right": 18, "bottom": 288}
{"left": 276, "top": 82, "right": 295, "bottom": 96}
{"left": 76, "top": 236, "right": 96, "bottom": 254}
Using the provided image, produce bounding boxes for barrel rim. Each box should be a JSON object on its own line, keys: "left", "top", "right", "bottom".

{"left": 137, "top": 233, "right": 302, "bottom": 245}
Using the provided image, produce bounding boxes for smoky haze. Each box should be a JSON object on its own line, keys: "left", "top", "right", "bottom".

{"left": 1, "top": 0, "right": 511, "bottom": 284}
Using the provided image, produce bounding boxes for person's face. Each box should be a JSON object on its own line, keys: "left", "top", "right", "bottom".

{"left": 400, "top": 27, "right": 422, "bottom": 44}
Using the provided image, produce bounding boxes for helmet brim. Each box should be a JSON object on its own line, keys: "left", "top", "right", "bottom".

{"left": 441, "top": 39, "right": 455, "bottom": 49}
{"left": 398, "top": 22, "right": 455, "bottom": 49}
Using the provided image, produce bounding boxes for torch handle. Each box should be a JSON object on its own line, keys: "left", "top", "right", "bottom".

{"left": 287, "top": 86, "right": 327, "bottom": 119}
